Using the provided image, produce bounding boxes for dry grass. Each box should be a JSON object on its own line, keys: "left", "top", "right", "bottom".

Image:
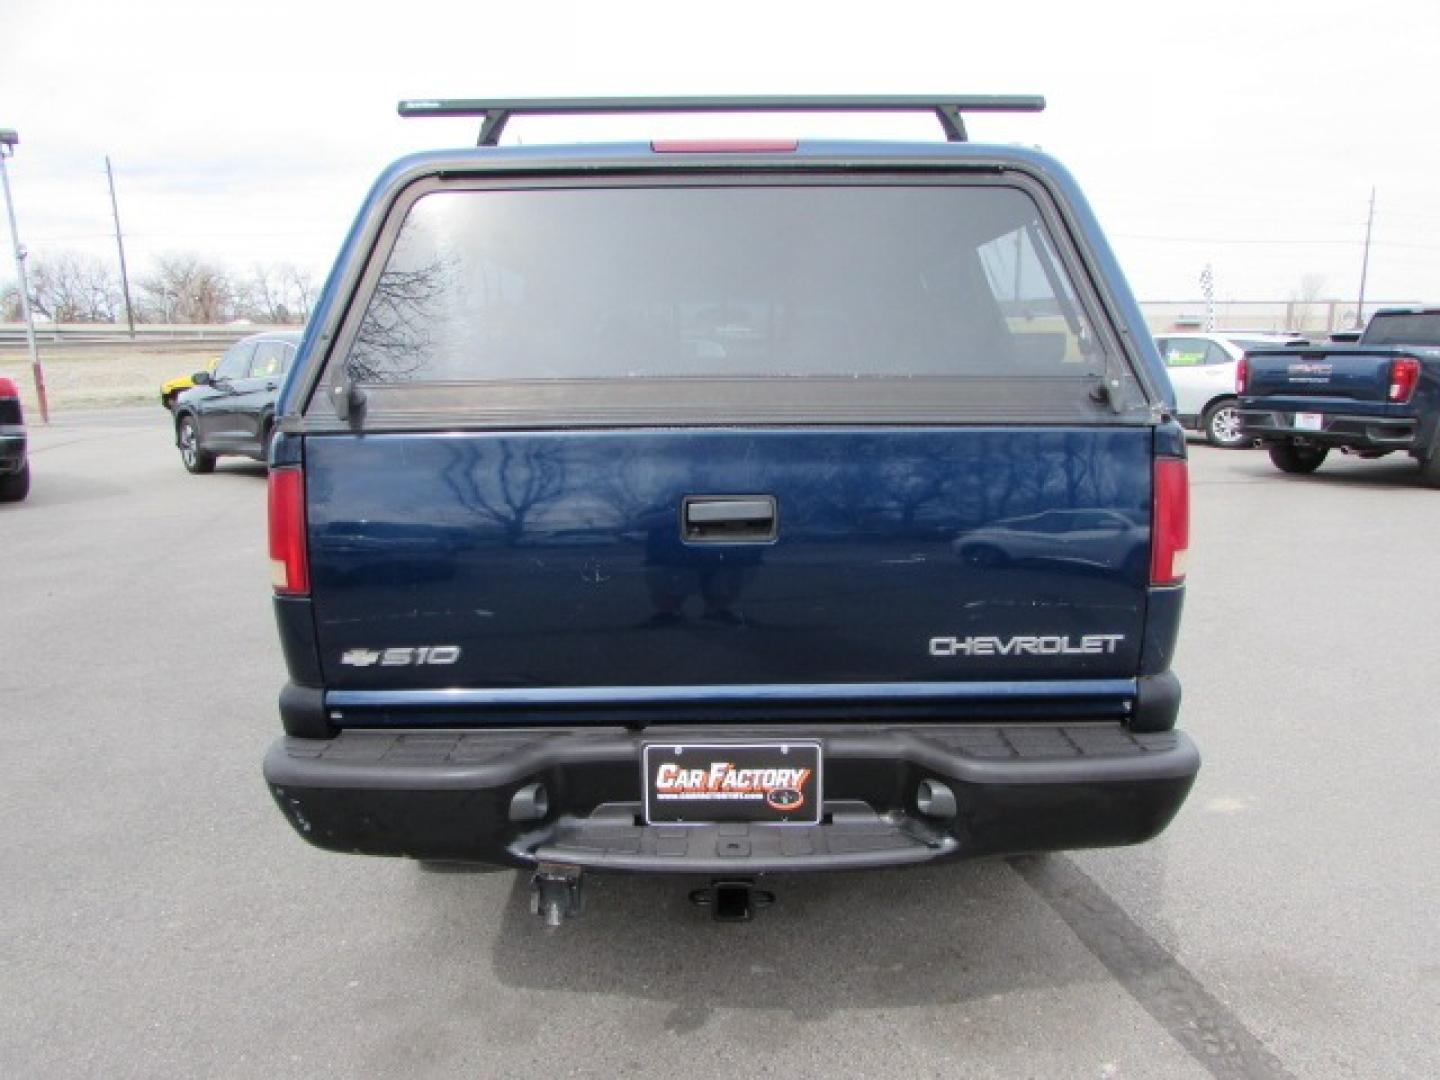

{"left": 0, "top": 344, "right": 226, "bottom": 413}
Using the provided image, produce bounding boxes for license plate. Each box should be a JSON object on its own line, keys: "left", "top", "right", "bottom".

{"left": 1294, "top": 412, "right": 1324, "bottom": 431}
{"left": 642, "top": 742, "right": 822, "bottom": 825}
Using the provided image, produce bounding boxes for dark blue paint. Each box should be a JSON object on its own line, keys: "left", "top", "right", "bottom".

{"left": 305, "top": 427, "right": 1154, "bottom": 694}
{"left": 1245, "top": 350, "right": 1402, "bottom": 406}
{"left": 1139, "top": 587, "right": 1184, "bottom": 677}
{"left": 1153, "top": 419, "right": 1188, "bottom": 459}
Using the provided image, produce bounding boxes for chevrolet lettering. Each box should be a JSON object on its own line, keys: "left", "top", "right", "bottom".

{"left": 928, "top": 634, "right": 1127, "bottom": 657}
{"left": 261, "top": 95, "right": 1201, "bottom": 924}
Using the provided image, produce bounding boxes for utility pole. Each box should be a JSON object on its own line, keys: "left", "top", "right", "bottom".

{"left": 105, "top": 156, "right": 136, "bottom": 337}
{"left": 1355, "top": 187, "right": 1375, "bottom": 329}
{"left": 0, "top": 129, "right": 49, "bottom": 423}
{"left": 1200, "top": 263, "right": 1215, "bottom": 331}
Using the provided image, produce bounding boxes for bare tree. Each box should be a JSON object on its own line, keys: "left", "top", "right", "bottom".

{"left": 5, "top": 253, "right": 316, "bottom": 327}
{"left": 1288, "top": 273, "right": 1327, "bottom": 333}
{"left": 232, "top": 263, "right": 319, "bottom": 325}
{"left": 236, "top": 263, "right": 290, "bottom": 323}
{"left": 20, "top": 252, "right": 123, "bottom": 323}
{"left": 136, "top": 254, "right": 235, "bottom": 324}
{"left": 345, "top": 259, "right": 449, "bottom": 382}
{"left": 280, "top": 263, "right": 316, "bottom": 323}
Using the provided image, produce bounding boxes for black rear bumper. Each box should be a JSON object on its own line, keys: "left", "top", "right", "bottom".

{"left": 1239, "top": 409, "right": 1417, "bottom": 450}
{"left": 264, "top": 723, "right": 1199, "bottom": 873}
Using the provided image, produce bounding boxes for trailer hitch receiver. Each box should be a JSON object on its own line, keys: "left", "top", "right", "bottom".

{"left": 530, "top": 862, "right": 583, "bottom": 926}
{"left": 689, "top": 879, "right": 775, "bottom": 922}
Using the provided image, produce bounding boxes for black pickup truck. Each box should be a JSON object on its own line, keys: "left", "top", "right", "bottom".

{"left": 261, "top": 96, "right": 1199, "bottom": 923}
{"left": 1239, "top": 307, "right": 1440, "bottom": 483}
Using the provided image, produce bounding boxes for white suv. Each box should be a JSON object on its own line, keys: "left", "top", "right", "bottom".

{"left": 1155, "top": 331, "right": 1306, "bottom": 447}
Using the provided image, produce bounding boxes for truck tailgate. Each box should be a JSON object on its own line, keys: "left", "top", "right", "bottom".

{"left": 1246, "top": 348, "right": 1397, "bottom": 402}
{"left": 305, "top": 427, "right": 1152, "bottom": 706}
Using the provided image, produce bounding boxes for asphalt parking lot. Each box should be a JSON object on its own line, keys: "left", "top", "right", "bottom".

{"left": 3, "top": 409, "right": 1437, "bottom": 1079}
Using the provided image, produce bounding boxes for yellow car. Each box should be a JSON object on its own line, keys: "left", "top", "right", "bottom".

{"left": 159, "top": 359, "right": 217, "bottom": 410}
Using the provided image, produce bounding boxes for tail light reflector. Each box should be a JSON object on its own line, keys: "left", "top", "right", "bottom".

{"left": 1389, "top": 356, "right": 1420, "bottom": 403}
{"left": 268, "top": 467, "right": 309, "bottom": 596}
{"left": 0, "top": 376, "right": 18, "bottom": 398}
{"left": 1151, "top": 458, "right": 1189, "bottom": 586}
{"left": 1236, "top": 355, "right": 1249, "bottom": 394}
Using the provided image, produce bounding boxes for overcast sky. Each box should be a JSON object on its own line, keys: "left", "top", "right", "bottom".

{"left": 3, "top": 0, "right": 1438, "bottom": 306}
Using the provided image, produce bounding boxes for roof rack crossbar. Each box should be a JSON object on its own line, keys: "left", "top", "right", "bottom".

{"left": 396, "top": 95, "right": 1045, "bottom": 146}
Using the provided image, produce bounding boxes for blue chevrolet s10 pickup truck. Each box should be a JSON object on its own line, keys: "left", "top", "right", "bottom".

{"left": 1239, "top": 307, "right": 1440, "bottom": 484}
{"left": 262, "top": 97, "right": 1198, "bottom": 922}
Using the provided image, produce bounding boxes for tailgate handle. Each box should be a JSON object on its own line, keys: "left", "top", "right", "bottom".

{"left": 682, "top": 496, "right": 777, "bottom": 542}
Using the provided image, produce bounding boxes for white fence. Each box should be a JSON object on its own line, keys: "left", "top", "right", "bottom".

{"left": 1138, "top": 300, "right": 1419, "bottom": 336}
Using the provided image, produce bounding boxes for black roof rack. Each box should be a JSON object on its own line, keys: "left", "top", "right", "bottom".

{"left": 397, "top": 95, "right": 1045, "bottom": 147}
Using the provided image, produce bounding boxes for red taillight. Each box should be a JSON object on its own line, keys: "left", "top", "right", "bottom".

{"left": 1389, "top": 356, "right": 1420, "bottom": 403}
{"left": 1151, "top": 458, "right": 1189, "bottom": 586}
{"left": 0, "top": 376, "right": 18, "bottom": 398}
{"left": 268, "top": 467, "right": 309, "bottom": 596}
{"left": 650, "top": 139, "right": 798, "bottom": 153}
{"left": 1235, "top": 355, "right": 1249, "bottom": 394}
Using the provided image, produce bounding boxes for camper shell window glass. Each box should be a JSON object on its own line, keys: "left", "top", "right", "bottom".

{"left": 312, "top": 177, "right": 1142, "bottom": 426}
